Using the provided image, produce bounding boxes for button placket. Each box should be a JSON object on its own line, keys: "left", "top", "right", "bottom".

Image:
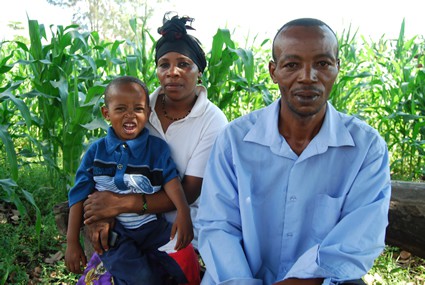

{"left": 114, "top": 143, "right": 129, "bottom": 189}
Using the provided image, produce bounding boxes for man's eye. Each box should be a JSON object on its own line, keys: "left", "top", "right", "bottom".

{"left": 318, "top": 61, "right": 330, "bottom": 67}
{"left": 284, "top": 62, "right": 297, "bottom": 69}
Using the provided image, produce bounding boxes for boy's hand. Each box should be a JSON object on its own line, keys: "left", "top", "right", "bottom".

{"left": 171, "top": 209, "right": 193, "bottom": 251}
{"left": 65, "top": 242, "right": 87, "bottom": 274}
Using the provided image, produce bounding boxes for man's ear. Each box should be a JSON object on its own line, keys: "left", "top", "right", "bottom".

{"left": 269, "top": 60, "right": 278, "bottom": 84}
{"left": 101, "top": 106, "right": 109, "bottom": 120}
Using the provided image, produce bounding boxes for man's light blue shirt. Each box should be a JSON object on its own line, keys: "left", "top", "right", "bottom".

{"left": 197, "top": 100, "right": 391, "bottom": 285}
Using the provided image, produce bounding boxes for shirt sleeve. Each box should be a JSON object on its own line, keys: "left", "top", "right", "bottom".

{"left": 197, "top": 130, "right": 261, "bottom": 284}
{"left": 158, "top": 140, "right": 179, "bottom": 185}
{"left": 184, "top": 106, "right": 228, "bottom": 178}
{"left": 68, "top": 146, "right": 96, "bottom": 207}
{"left": 284, "top": 137, "right": 391, "bottom": 281}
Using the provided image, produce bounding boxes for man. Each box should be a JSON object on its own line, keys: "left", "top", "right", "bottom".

{"left": 196, "top": 18, "right": 391, "bottom": 285}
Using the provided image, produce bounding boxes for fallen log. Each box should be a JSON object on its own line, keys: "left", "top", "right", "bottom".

{"left": 386, "top": 180, "right": 425, "bottom": 259}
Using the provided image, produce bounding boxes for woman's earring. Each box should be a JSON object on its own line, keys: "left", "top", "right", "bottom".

{"left": 198, "top": 77, "right": 202, "bottom": 84}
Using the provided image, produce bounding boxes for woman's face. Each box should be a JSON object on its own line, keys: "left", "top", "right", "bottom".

{"left": 156, "top": 52, "right": 201, "bottom": 101}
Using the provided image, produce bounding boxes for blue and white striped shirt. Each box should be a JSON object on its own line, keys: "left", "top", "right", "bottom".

{"left": 68, "top": 127, "right": 179, "bottom": 229}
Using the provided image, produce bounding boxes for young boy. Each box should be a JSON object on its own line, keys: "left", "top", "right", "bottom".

{"left": 65, "top": 76, "right": 192, "bottom": 284}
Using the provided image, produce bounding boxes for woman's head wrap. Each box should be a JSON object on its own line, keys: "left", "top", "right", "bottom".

{"left": 155, "top": 12, "right": 207, "bottom": 73}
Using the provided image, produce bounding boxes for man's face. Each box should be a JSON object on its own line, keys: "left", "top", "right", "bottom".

{"left": 269, "top": 25, "right": 340, "bottom": 118}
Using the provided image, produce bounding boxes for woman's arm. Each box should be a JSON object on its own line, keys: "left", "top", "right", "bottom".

{"left": 83, "top": 175, "right": 202, "bottom": 249}
{"left": 83, "top": 175, "right": 202, "bottom": 224}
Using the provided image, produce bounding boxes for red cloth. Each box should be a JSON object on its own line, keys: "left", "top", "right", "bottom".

{"left": 169, "top": 244, "right": 201, "bottom": 285}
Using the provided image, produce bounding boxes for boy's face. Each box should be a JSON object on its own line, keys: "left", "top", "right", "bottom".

{"left": 101, "top": 82, "right": 150, "bottom": 141}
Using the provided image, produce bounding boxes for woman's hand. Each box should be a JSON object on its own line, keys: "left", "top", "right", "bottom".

{"left": 83, "top": 191, "right": 122, "bottom": 224}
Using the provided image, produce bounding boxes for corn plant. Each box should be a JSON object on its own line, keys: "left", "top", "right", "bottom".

{"left": 205, "top": 28, "right": 275, "bottom": 120}
{"left": 1, "top": 19, "right": 425, "bottom": 238}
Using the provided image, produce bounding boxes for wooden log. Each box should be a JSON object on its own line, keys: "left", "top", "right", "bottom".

{"left": 386, "top": 180, "right": 425, "bottom": 259}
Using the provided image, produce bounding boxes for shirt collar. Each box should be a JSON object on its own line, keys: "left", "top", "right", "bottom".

{"left": 244, "top": 100, "right": 354, "bottom": 156}
{"left": 105, "top": 127, "right": 149, "bottom": 156}
{"left": 150, "top": 85, "right": 208, "bottom": 120}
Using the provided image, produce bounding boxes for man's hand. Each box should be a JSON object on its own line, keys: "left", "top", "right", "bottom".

{"left": 83, "top": 191, "right": 121, "bottom": 224}
{"left": 273, "top": 278, "right": 324, "bottom": 285}
{"left": 85, "top": 219, "right": 114, "bottom": 254}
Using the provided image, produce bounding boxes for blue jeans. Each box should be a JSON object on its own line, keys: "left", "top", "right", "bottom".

{"left": 100, "top": 217, "right": 187, "bottom": 285}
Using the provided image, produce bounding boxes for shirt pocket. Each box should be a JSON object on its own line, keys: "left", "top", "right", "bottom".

{"left": 311, "top": 193, "right": 344, "bottom": 240}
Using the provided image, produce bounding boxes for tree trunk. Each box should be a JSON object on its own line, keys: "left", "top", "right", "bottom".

{"left": 386, "top": 180, "right": 425, "bottom": 259}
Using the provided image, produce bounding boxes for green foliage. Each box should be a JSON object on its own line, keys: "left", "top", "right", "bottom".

{"left": 0, "top": 178, "right": 41, "bottom": 250}
{"left": 330, "top": 19, "right": 425, "bottom": 180}
{"left": 0, "top": 16, "right": 424, "bottom": 284}
{"left": 206, "top": 29, "right": 275, "bottom": 120}
{"left": 365, "top": 246, "right": 425, "bottom": 284}
{"left": 0, "top": 161, "right": 73, "bottom": 284}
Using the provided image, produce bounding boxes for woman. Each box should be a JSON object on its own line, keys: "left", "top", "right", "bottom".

{"left": 79, "top": 12, "right": 228, "bottom": 285}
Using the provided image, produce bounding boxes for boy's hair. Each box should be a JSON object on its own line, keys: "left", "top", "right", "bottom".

{"left": 104, "top": 76, "right": 150, "bottom": 107}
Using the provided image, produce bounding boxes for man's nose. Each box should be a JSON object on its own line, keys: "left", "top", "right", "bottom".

{"left": 298, "top": 66, "right": 318, "bottom": 82}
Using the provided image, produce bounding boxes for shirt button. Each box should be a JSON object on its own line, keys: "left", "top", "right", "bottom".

{"left": 117, "top": 164, "right": 123, "bottom": 170}
{"left": 122, "top": 144, "right": 127, "bottom": 148}
{"left": 290, "top": 196, "right": 297, "bottom": 201}
{"left": 287, "top": 232, "right": 293, "bottom": 237}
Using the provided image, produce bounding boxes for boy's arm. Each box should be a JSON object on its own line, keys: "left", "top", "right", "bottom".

{"left": 163, "top": 177, "right": 193, "bottom": 250}
{"left": 163, "top": 177, "right": 191, "bottom": 213}
{"left": 65, "top": 201, "right": 87, "bottom": 273}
